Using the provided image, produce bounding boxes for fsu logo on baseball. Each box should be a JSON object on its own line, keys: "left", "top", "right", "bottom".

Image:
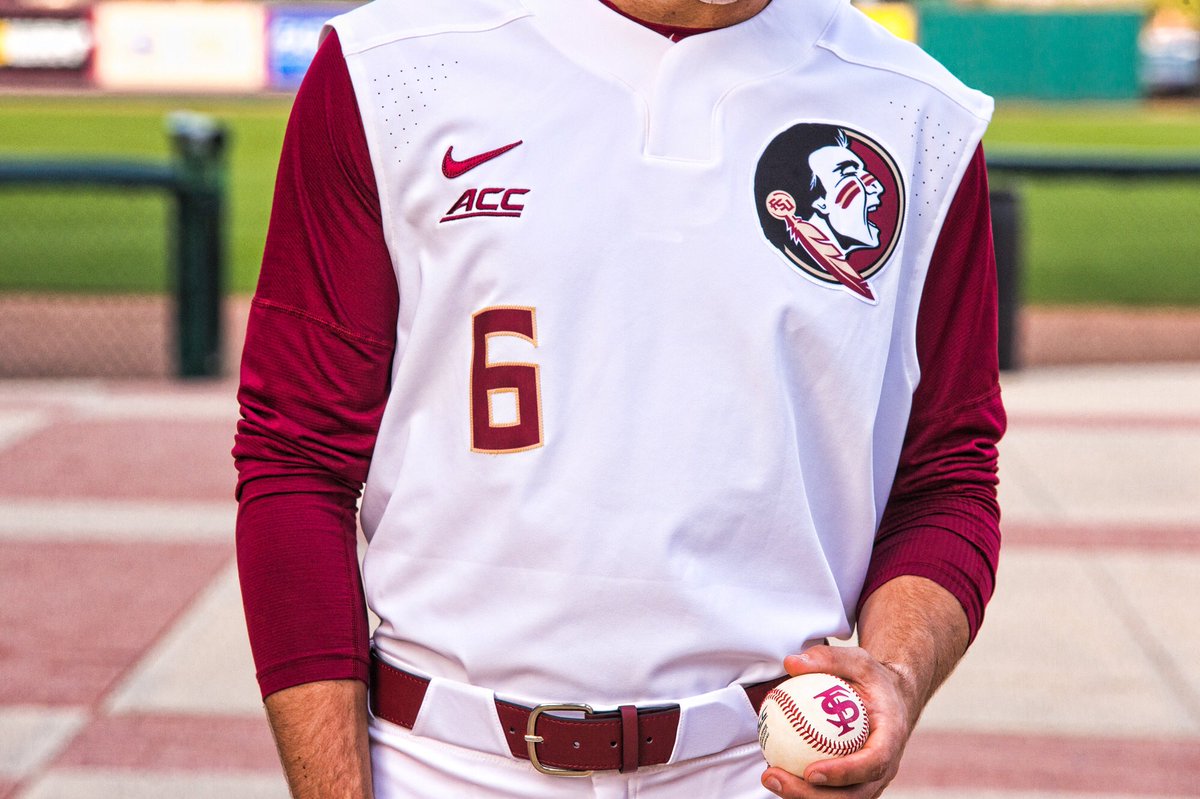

{"left": 757, "top": 673, "right": 870, "bottom": 774}
{"left": 816, "top": 684, "right": 861, "bottom": 737}
{"left": 753, "top": 123, "right": 905, "bottom": 304}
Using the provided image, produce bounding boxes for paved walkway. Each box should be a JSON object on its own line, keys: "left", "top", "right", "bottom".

{"left": 0, "top": 364, "right": 1197, "bottom": 798}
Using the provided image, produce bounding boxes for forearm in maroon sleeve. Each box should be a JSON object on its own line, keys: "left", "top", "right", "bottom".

{"left": 859, "top": 145, "right": 1006, "bottom": 644}
{"left": 232, "top": 30, "right": 398, "bottom": 698}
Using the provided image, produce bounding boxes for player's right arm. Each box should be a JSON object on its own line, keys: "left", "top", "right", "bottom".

{"left": 233, "top": 30, "right": 396, "bottom": 797}
{"left": 265, "top": 681, "right": 374, "bottom": 799}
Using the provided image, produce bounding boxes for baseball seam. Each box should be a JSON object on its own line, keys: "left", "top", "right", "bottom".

{"left": 766, "top": 688, "right": 869, "bottom": 758}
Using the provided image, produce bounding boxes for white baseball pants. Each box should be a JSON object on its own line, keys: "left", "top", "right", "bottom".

{"left": 369, "top": 718, "right": 774, "bottom": 798}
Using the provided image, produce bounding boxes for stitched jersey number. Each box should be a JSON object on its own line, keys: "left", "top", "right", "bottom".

{"left": 471, "top": 306, "right": 543, "bottom": 453}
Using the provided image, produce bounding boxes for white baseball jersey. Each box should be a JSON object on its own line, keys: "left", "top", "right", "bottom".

{"left": 326, "top": 0, "right": 993, "bottom": 708}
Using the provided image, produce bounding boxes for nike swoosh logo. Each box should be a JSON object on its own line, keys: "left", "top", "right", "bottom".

{"left": 442, "top": 140, "right": 523, "bottom": 179}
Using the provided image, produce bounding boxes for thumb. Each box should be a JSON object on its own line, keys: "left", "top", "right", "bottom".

{"left": 783, "top": 645, "right": 838, "bottom": 677}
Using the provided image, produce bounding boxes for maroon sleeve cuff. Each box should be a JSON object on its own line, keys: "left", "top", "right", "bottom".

{"left": 256, "top": 655, "right": 372, "bottom": 700}
{"left": 859, "top": 494, "right": 1001, "bottom": 643}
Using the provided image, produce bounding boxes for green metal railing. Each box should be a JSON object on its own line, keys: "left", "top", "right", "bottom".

{"left": 988, "top": 152, "right": 1200, "bottom": 180}
{"left": 0, "top": 112, "right": 228, "bottom": 378}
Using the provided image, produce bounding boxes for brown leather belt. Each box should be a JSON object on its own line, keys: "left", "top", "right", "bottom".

{"left": 370, "top": 653, "right": 786, "bottom": 776}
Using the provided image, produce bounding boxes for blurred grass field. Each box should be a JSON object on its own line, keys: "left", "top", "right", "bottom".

{"left": 1, "top": 96, "right": 1199, "bottom": 304}
{"left": 985, "top": 103, "right": 1200, "bottom": 306}
{"left": 0, "top": 96, "right": 291, "bottom": 295}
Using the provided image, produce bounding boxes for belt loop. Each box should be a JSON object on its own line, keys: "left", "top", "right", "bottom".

{"left": 619, "top": 705, "right": 639, "bottom": 774}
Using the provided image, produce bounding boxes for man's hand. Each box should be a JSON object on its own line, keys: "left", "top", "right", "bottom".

{"left": 265, "top": 679, "right": 374, "bottom": 799}
{"left": 761, "top": 575, "right": 971, "bottom": 798}
{"left": 760, "top": 645, "right": 916, "bottom": 798}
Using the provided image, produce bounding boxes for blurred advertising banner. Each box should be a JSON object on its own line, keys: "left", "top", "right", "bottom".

{"left": 0, "top": 11, "right": 92, "bottom": 71}
{"left": 268, "top": 5, "right": 358, "bottom": 90}
{"left": 92, "top": 1, "right": 266, "bottom": 91}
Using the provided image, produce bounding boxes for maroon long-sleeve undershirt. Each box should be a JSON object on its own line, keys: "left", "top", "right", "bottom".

{"left": 234, "top": 31, "right": 395, "bottom": 695}
{"left": 233, "top": 30, "right": 1004, "bottom": 700}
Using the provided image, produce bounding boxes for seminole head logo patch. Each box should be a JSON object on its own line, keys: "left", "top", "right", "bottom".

{"left": 754, "top": 123, "right": 905, "bottom": 304}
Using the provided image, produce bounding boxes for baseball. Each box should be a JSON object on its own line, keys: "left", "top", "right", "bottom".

{"left": 757, "top": 673, "right": 870, "bottom": 775}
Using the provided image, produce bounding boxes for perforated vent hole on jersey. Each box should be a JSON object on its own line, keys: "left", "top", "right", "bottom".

{"left": 372, "top": 61, "right": 459, "bottom": 159}
{"left": 890, "top": 100, "right": 959, "bottom": 220}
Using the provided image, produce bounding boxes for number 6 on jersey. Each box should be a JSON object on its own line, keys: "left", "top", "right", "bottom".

{"left": 471, "top": 306, "right": 543, "bottom": 454}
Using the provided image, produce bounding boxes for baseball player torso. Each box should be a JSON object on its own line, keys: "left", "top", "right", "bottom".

{"left": 329, "top": 0, "right": 992, "bottom": 707}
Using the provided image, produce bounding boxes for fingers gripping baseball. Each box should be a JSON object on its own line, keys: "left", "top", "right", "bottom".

{"left": 761, "top": 646, "right": 914, "bottom": 798}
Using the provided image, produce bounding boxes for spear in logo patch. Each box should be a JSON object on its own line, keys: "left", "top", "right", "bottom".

{"left": 764, "top": 189, "right": 874, "bottom": 302}
{"left": 784, "top": 216, "right": 874, "bottom": 302}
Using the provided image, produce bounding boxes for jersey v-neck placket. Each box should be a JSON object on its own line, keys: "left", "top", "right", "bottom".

{"left": 524, "top": 0, "right": 841, "bottom": 163}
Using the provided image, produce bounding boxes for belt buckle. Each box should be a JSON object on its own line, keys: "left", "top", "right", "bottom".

{"left": 524, "top": 702, "right": 595, "bottom": 777}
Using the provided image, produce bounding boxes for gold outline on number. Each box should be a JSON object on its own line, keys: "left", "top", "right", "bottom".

{"left": 470, "top": 305, "right": 544, "bottom": 454}
{"left": 485, "top": 387, "right": 522, "bottom": 428}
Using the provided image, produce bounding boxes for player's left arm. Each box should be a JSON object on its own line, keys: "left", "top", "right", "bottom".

{"left": 763, "top": 145, "right": 1004, "bottom": 799}
{"left": 764, "top": 578, "right": 967, "bottom": 798}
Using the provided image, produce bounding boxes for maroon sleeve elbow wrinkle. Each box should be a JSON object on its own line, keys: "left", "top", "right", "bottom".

{"left": 232, "top": 30, "right": 398, "bottom": 698}
{"left": 859, "top": 146, "right": 1006, "bottom": 643}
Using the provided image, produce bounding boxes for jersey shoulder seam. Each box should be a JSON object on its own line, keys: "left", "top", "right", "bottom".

{"left": 815, "top": 4, "right": 992, "bottom": 123}
{"left": 329, "top": 0, "right": 531, "bottom": 57}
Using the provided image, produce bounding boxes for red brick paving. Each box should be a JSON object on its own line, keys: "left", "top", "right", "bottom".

{"left": 52, "top": 713, "right": 278, "bottom": 771}
{"left": 0, "top": 420, "right": 235, "bottom": 500}
{"left": 0, "top": 541, "right": 231, "bottom": 706}
{"left": 1011, "top": 413, "right": 1200, "bottom": 430}
{"left": 897, "top": 729, "right": 1200, "bottom": 796}
{"left": 1006, "top": 522, "right": 1200, "bottom": 551}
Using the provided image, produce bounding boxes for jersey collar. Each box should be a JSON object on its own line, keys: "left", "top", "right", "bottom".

{"left": 521, "top": 0, "right": 845, "bottom": 161}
